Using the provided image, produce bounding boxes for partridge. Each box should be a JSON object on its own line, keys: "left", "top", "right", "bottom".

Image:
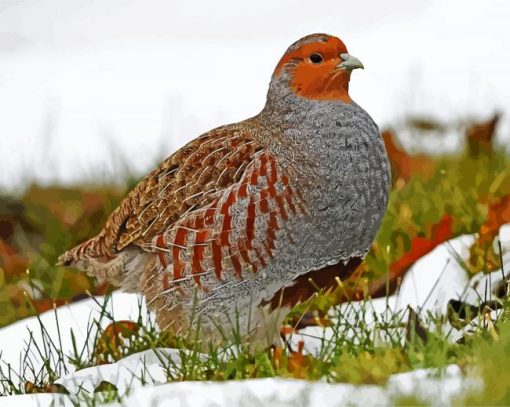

{"left": 59, "top": 34, "right": 391, "bottom": 346}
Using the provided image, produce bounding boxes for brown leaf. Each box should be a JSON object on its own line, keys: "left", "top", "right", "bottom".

{"left": 93, "top": 320, "right": 140, "bottom": 363}
{"left": 368, "top": 214, "right": 453, "bottom": 299}
{"left": 466, "top": 113, "right": 500, "bottom": 156}
{"left": 382, "top": 130, "right": 435, "bottom": 186}
{"left": 0, "top": 239, "right": 29, "bottom": 278}
{"left": 469, "top": 194, "right": 510, "bottom": 273}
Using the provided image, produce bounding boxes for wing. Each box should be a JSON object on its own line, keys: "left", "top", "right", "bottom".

{"left": 140, "top": 151, "right": 308, "bottom": 305}
{"left": 59, "top": 121, "right": 263, "bottom": 265}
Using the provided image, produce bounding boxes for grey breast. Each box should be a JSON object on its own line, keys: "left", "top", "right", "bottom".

{"left": 265, "top": 98, "right": 391, "bottom": 269}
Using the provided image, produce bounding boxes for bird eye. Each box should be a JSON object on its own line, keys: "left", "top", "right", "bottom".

{"left": 309, "top": 53, "right": 323, "bottom": 64}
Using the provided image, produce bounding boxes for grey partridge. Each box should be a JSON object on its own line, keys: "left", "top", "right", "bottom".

{"left": 59, "top": 33, "right": 391, "bottom": 346}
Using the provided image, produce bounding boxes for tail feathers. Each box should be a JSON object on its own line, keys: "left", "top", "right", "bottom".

{"left": 57, "top": 236, "right": 109, "bottom": 267}
{"left": 57, "top": 238, "right": 149, "bottom": 292}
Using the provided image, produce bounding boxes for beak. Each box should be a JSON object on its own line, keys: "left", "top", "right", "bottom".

{"left": 338, "top": 53, "right": 364, "bottom": 71}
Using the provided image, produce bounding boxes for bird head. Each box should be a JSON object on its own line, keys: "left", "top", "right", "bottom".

{"left": 270, "top": 34, "right": 363, "bottom": 104}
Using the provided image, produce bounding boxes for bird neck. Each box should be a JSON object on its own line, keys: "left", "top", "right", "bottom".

{"left": 263, "top": 77, "right": 353, "bottom": 117}
{"left": 260, "top": 83, "right": 350, "bottom": 127}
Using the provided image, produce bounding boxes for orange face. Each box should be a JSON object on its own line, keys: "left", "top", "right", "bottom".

{"left": 274, "top": 36, "right": 358, "bottom": 103}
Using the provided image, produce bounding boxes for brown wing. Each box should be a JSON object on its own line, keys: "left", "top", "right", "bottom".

{"left": 140, "top": 151, "right": 309, "bottom": 318}
{"left": 59, "top": 120, "right": 263, "bottom": 265}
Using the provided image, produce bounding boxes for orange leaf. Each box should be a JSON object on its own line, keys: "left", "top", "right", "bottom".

{"left": 466, "top": 113, "right": 500, "bottom": 156}
{"left": 31, "top": 298, "right": 66, "bottom": 314}
{"left": 389, "top": 214, "right": 453, "bottom": 277}
{"left": 480, "top": 194, "right": 510, "bottom": 246}
{"left": 382, "top": 130, "right": 435, "bottom": 185}
{"left": 469, "top": 193, "right": 510, "bottom": 273}
{"left": 93, "top": 320, "right": 139, "bottom": 363}
{"left": 338, "top": 214, "right": 454, "bottom": 301}
{"left": 0, "top": 239, "right": 29, "bottom": 278}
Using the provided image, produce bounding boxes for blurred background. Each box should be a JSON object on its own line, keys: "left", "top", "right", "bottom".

{"left": 1, "top": 0, "right": 509, "bottom": 189}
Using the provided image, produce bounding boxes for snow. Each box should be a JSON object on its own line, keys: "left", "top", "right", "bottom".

{"left": 0, "top": 292, "right": 150, "bottom": 377}
{"left": 0, "top": 224, "right": 508, "bottom": 404}
{"left": 1, "top": 364, "right": 482, "bottom": 406}
{"left": 1, "top": 394, "right": 68, "bottom": 407}
{"left": 56, "top": 348, "right": 180, "bottom": 395}
{"left": 395, "top": 234, "right": 473, "bottom": 314}
{"left": 122, "top": 376, "right": 381, "bottom": 406}
{"left": 386, "top": 365, "right": 482, "bottom": 406}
